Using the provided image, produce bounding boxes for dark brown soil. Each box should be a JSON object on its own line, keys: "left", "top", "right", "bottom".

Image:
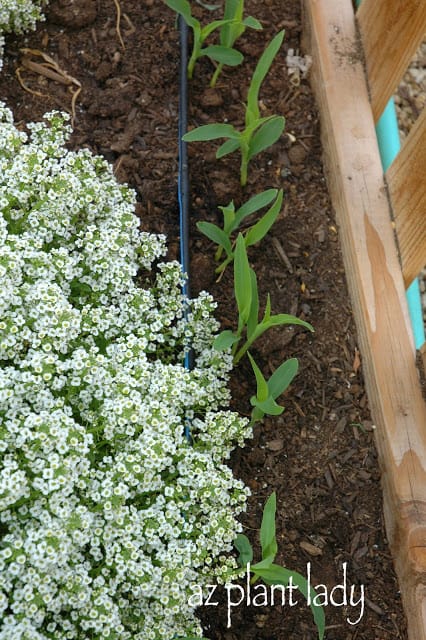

{"left": 0, "top": 0, "right": 407, "bottom": 638}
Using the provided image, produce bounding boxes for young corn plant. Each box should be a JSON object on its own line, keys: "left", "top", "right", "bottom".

{"left": 210, "top": 0, "right": 262, "bottom": 87}
{"left": 183, "top": 30, "right": 285, "bottom": 185}
{"left": 247, "top": 352, "right": 299, "bottom": 424}
{"left": 197, "top": 188, "right": 283, "bottom": 275}
{"left": 179, "top": 495, "right": 325, "bottom": 640}
{"left": 234, "top": 493, "right": 325, "bottom": 639}
{"left": 165, "top": 0, "right": 260, "bottom": 79}
{"left": 214, "top": 234, "right": 313, "bottom": 365}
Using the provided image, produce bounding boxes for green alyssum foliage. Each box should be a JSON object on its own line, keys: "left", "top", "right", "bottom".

{"left": 0, "top": 103, "right": 254, "bottom": 640}
{"left": 234, "top": 493, "right": 325, "bottom": 639}
{"left": 0, "top": 0, "right": 48, "bottom": 68}
{"left": 197, "top": 188, "right": 283, "bottom": 274}
{"left": 183, "top": 30, "right": 285, "bottom": 185}
{"left": 165, "top": 0, "right": 261, "bottom": 80}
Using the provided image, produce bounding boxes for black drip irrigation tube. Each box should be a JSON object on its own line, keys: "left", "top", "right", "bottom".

{"left": 178, "top": 16, "right": 190, "bottom": 304}
{"left": 178, "top": 16, "right": 193, "bottom": 440}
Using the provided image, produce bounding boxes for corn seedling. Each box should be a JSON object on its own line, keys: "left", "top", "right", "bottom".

{"left": 247, "top": 352, "right": 298, "bottom": 423}
{"left": 214, "top": 234, "right": 313, "bottom": 363}
{"left": 165, "top": 0, "right": 259, "bottom": 79}
{"left": 197, "top": 188, "right": 282, "bottom": 274}
{"left": 210, "top": 0, "right": 262, "bottom": 87}
{"left": 183, "top": 30, "right": 285, "bottom": 185}
{"left": 234, "top": 493, "right": 325, "bottom": 639}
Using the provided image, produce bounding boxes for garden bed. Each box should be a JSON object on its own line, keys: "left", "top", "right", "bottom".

{"left": 0, "top": 0, "right": 410, "bottom": 637}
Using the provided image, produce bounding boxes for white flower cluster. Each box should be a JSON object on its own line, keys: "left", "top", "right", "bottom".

{"left": 0, "top": 102, "right": 252, "bottom": 640}
{"left": 0, "top": 1, "right": 48, "bottom": 68}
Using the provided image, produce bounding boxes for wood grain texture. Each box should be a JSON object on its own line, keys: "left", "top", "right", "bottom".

{"left": 387, "top": 107, "right": 426, "bottom": 287}
{"left": 303, "top": 1, "right": 426, "bottom": 638}
{"left": 357, "top": 0, "right": 426, "bottom": 123}
{"left": 422, "top": 344, "right": 426, "bottom": 380}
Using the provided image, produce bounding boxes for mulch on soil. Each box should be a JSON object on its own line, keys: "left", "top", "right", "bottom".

{"left": 0, "top": 1, "right": 408, "bottom": 638}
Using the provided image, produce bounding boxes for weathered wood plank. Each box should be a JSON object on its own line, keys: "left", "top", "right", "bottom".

{"left": 422, "top": 344, "right": 426, "bottom": 381}
{"left": 387, "top": 107, "right": 426, "bottom": 287}
{"left": 303, "top": 2, "right": 426, "bottom": 638}
{"left": 357, "top": 0, "right": 426, "bottom": 123}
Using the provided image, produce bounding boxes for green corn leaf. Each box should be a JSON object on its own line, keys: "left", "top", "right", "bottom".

{"left": 201, "top": 45, "right": 244, "bottom": 66}
{"left": 251, "top": 556, "right": 275, "bottom": 573}
{"left": 195, "top": 0, "right": 220, "bottom": 9}
{"left": 213, "top": 329, "right": 240, "bottom": 351}
{"left": 224, "top": 23, "right": 245, "bottom": 47}
{"left": 216, "top": 137, "right": 241, "bottom": 159}
{"left": 250, "top": 405, "right": 265, "bottom": 423}
{"left": 246, "top": 30, "right": 285, "bottom": 122}
{"left": 183, "top": 123, "right": 239, "bottom": 142}
{"left": 221, "top": 0, "right": 244, "bottom": 46}
{"left": 234, "top": 533, "right": 253, "bottom": 566}
{"left": 248, "top": 116, "right": 285, "bottom": 159}
{"left": 244, "top": 104, "right": 258, "bottom": 129}
{"left": 260, "top": 492, "right": 278, "bottom": 562}
{"left": 196, "top": 221, "right": 232, "bottom": 255}
{"left": 242, "top": 15, "right": 262, "bottom": 29}
{"left": 268, "top": 357, "right": 298, "bottom": 400}
{"left": 246, "top": 268, "right": 259, "bottom": 340}
{"left": 218, "top": 201, "right": 236, "bottom": 235}
{"left": 249, "top": 313, "right": 313, "bottom": 347}
{"left": 247, "top": 352, "right": 268, "bottom": 402}
{"left": 250, "top": 395, "right": 284, "bottom": 416}
{"left": 245, "top": 189, "right": 283, "bottom": 247}
{"left": 224, "top": 0, "right": 242, "bottom": 21}
{"left": 165, "top": 0, "right": 198, "bottom": 28}
{"left": 200, "top": 19, "right": 236, "bottom": 41}
{"left": 215, "top": 253, "right": 234, "bottom": 275}
{"left": 263, "top": 314, "right": 314, "bottom": 333}
{"left": 234, "top": 233, "right": 252, "bottom": 326}
{"left": 243, "top": 113, "right": 275, "bottom": 139}
{"left": 252, "top": 564, "right": 325, "bottom": 640}
{"left": 233, "top": 188, "right": 278, "bottom": 230}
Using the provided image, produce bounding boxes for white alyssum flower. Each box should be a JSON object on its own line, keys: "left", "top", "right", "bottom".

{"left": 0, "top": 102, "right": 252, "bottom": 640}
{"left": 0, "top": 1, "right": 48, "bottom": 69}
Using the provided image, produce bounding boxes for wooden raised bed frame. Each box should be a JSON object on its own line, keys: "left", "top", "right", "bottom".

{"left": 302, "top": 1, "right": 426, "bottom": 638}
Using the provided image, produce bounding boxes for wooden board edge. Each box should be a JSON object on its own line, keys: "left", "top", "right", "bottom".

{"left": 421, "top": 344, "right": 426, "bottom": 383}
{"left": 357, "top": 0, "right": 426, "bottom": 123}
{"left": 302, "top": 2, "right": 426, "bottom": 638}
{"left": 387, "top": 107, "right": 426, "bottom": 288}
